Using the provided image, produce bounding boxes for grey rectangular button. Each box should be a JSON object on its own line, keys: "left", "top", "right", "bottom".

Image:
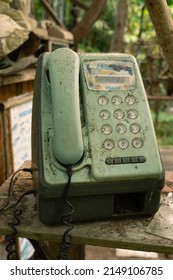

{"left": 122, "top": 157, "right": 130, "bottom": 164}
{"left": 138, "top": 156, "right": 146, "bottom": 163}
{"left": 113, "top": 157, "right": 122, "bottom": 164}
{"left": 130, "top": 157, "right": 139, "bottom": 163}
{"left": 105, "top": 158, "right": 114, "bottom": 165}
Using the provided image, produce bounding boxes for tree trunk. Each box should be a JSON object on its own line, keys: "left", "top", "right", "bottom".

{"left": 110, "top": 0, "right": 129, "bottom": 52}
{"left": 72, "top": 0, "right": 107, "bottom": 44}
{"left": 145, "top": 0, "right": 173, "bottom": 77}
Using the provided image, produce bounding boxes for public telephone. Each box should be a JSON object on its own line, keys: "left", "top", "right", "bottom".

{"left": 32, "top": 48, "right": 164, "bottom": 225}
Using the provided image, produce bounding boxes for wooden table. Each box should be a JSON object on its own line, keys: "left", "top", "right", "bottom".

{"left": 0, "top": 161, "right": 173, "bottom": 259}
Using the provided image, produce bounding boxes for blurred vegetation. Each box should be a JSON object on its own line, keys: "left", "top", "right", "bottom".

{"left": 151, "top": 105, "right": 173, "bottom": 145}
{"left": 31, "top": 0, "right": 173, "bottom": 44}
{"left": 30, "top": 1, "right": 173, "bottom": 52}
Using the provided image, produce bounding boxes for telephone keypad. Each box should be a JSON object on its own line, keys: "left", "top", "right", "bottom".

{"left": 100, "top": 110, "right": 110, "bottom": 120}
{"left": 130, "top": 123, "right": 141, "bottom": 134}
{"left": 132, "top": 138, "right": 143, "bottom": 149}
{"left": 127, "top": 109, "right": 138, "bottom": 119}
{"left": 111, "top": 95, "right": 122, "bottom": 105}
{"left": 125, "top": 95, "right": 136, "bottom": 105}
{"left": 101, "top": 124, "right": 113, "bottom": 135}
{"left": 113, "top": 109, "right": 124, "bottom": 119}
{"left": 98, "top": 94, "right": 144, "bottom": 151}
{"left": 118, "top": 139, "right": 129, "bottom": 149}
{"left": 98, "top": 96, "right": 109, "bottom": 105}
{"left": 104, "top": 139, "right": 115, "bottom": 150}
{"left": 116, "top": 123, "right": 127, "bottom": 134}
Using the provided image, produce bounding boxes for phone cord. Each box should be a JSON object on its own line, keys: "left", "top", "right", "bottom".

{"left": 5, "top": 208, "right": 22, "bottom": 260}
{"left": 2, "top": 168, "right": 33, "bottom": 260}
{"left": 58, "top": 165, "right": 74, "bottom": 260}
{"left": 5, "top": 190, "right": 36, "bottom": 260}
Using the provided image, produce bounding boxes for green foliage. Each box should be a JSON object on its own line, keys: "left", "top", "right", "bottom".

{"left": 126, "top": 0, "right": 155, "bottom": 42}
{"left": 151, "top": 107, "right": 173, "bottom": 145}
{"left": 30, "top": 1, "right": 173, "bottom": 50}
{"left": 31, "top": 0, "right": 45, "bottom": 20}
{"left": 78, "top": 0, "right": 117, "bottom": 52}
{"left": 167, "top": 0, "right": 173, "bottom": 5}
{"left": 77, "top": 0, "right": 161, "bottom": 52}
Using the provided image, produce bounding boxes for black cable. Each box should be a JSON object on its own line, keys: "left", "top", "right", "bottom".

{"left": 0, "top": 167, "right": 33, "bottom": 260}
{"left": 5, "top": 190, "right": 36, "bottom": 260}
{"left": 5, "top": 208, "right": 22, "bottom": 260}
{"left": 0, "top": 168, "right": 32, "bottom": 212}
{"left": 58, "top": 165, "right": 75, "bottom": 260}
{"left": 0, "top": 168, "right": 23, "bottom": 212}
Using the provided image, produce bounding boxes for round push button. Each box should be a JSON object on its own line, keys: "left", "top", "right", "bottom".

{"left": 113, "top": 109, "right": 124, "bottom": 120}
{"left": 118, "top": 139, "right": 129, "bottom": 149}
{"left": 98, "top": 96, "right": 109, "bottom": 105}
{"left": 127, "top": 109, "right": 138, "bottom": 119}
{"left": 104, "top": 139, "right": 115, "bottom": 150}
{"left": 116, "top": 123, "right": 127, "bottom": 134}
{"left": 130, "top": 123, "right": 141, "bottom": 134}
{"left": 111, "top": 95, "right": 122, "bottom": 105}
{"left": 99, "top": 110, "right": 111, "bottom": 120}
{"left": 125, "top": 95, "right": 136, "bottom": 105}
{"left": 101, "top": 124, "right": 113, "bottom": 135}
{"left": 132, "top": 138, "right": 143, "bottom": 149}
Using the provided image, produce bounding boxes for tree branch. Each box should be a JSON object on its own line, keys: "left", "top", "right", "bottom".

{"left": 72, "top": 0, "right": 107, "bottom": 44}
{"left": 145, "top": 0, "right": 173, "bottom": 76}
{"left": 71, "top": 0, "right": 89, "bottom": 11}
{"left": 40, "top": 0, "right": 66, "bottom": 28}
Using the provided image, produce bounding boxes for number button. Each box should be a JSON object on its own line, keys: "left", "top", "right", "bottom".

{"left": 101, "top": 124, "right": 113, "bottom": 135}
{"left": 118, "top": 139, "right": 129, "bottom": 149}
{"left": 132, "top": 138, "right": 143, "bottom": 149}
{"left": 127, "top": 109, "right": 138, "bottom": 119}
{"left": 130, "top": 123, "right": 141, "bottom": 134}
{"left": 104, "top": 139, "right": 115, "bottom": 150}
{"left": 125, "top": 95, "right": 136, "bottom": 105}
{"left": 99, "top": 110, "right": 110, "bottom": 120}
{"left": 116, "top": 123, "right": 127, "bottom": 134}
{"left": 113, "top": 109, "right": 124, "bottom": 120}
{"left": 111, "top": 95, "right": 122, "bottom": 105}
{"left": 98, "top": 96, "right": 109, "bottom": 105}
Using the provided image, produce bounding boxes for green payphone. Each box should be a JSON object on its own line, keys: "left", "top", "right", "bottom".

{"left": 32, "top": 48, "right": 164, "bottom": 225}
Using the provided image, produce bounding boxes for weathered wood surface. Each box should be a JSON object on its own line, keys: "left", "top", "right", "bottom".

{"left": 0, "top": 69, "right": 35, "bottom": 87}
{"left": 0, "top": 161, "right": 173, "bottom": 254}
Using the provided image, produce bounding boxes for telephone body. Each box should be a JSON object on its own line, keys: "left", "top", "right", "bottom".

{"left": 32, "top": 48, "right": 164, "bottom": 225}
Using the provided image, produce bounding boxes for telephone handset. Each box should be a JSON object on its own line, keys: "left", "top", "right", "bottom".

{"left": 46, "top": 49, "right": 83, "bottom": 165}
{"left": 32, "top": 48, "right": 164, "bottom": 225}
